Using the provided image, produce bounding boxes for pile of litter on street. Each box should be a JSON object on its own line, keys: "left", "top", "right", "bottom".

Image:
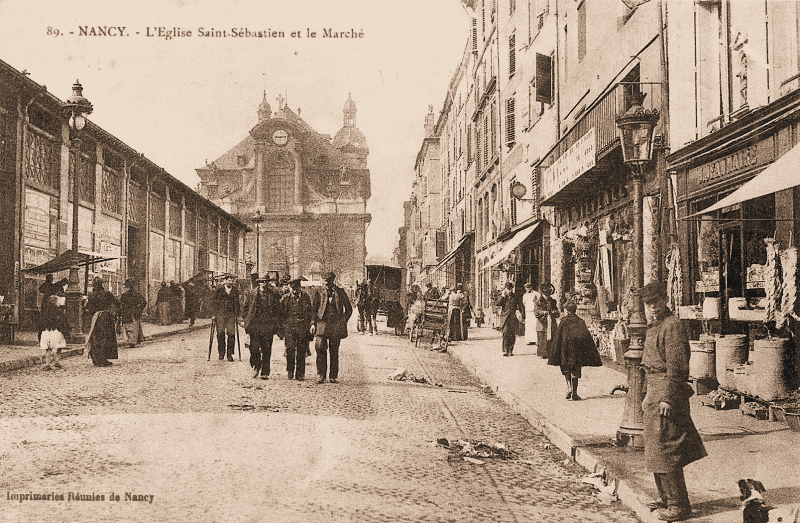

{"left": 388, "top": 368, "right": 429, "bottom": 384}
{"left": 436, "top": 438, "right": 518, "bottom": 464}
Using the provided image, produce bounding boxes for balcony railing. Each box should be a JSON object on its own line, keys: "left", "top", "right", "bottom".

{"left": 540, "top": 82, "right": 662, "bottom": 172}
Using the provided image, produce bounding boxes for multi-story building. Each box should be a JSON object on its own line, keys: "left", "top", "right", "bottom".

{"left": 196, "top": 94, "right": 371, "bottom": 288}
{"left": 668, "top": 0, "right": 800, "bottom": 357}
{"left": 0, "top": 58, "right": 248, "bottom": 330}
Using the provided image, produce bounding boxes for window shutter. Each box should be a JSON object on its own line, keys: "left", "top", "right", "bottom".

{"left": 506, "top": 98, "right": 516, "bottom": 146}
{"left": 490, "top": 102, "right": 497, "bottom": 160}
{"left": 483, "top": 114, "right": 489, "bottom": 168}
{"left": 472, "top": 18, "right": 478, "bottom": 53}
{"left": 509, "top": 33, "right": 516, "bottom": 77}
{"left": 535, "top": 53, "right": 553, "bottom": 104}
{"left": 510, "top": 0, "right": 516, "bottom": 15}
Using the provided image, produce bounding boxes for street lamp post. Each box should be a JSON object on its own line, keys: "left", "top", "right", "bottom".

{"left": 614, "top": 93, "right": 660, "bottom": 448}
{"left": 62, "top": 80, "right": 93, "bottom": 343}
{"left": 251, "top": 209, "right": 266, "bottom": 276}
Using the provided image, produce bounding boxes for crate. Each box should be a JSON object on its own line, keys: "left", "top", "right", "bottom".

{"left": 785, "top": 412, "right": 800, "bottom": 432}
{"left": 691, "top": 377, "right": 718, "bottom": 396}
{"left": 701, "top": 395, "right": 740, "bottom": 410}
{"left": 741, "top": 402, "right": 769, "bottom": 420}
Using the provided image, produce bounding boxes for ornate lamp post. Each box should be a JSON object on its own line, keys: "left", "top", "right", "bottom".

{"left": 62, "top": 80, "right": 93, "bottom": 342}
{"left": 614, "top": 94, "right": 660, "bottom": 448}
{"left": 251, "top": 209, "right": 266, "bottom": 276}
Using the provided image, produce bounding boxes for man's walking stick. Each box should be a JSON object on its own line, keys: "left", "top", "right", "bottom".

{"left": 207, "top": 317, "right": 216, "bottom": 361}
{"left": 234, "top": 319, "right": 242, "bottom": 361}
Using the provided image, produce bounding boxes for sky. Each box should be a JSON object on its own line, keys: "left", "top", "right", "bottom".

{"left": 0, "top": 0, "right": 470, "bottom": 265}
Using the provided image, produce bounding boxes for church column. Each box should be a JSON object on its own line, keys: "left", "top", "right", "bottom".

{"left": 255, "top": 140, "right": 265, "bottom": 209}
{"left": 294, "top": 153, "right": 301, "bottom": 207}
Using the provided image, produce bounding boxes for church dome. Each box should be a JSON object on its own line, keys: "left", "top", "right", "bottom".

{"left": 332, "top": 93, "right": 367, "bottom": 153}
{"left": 332, "top": 126, "right": 368, "bottom": 152}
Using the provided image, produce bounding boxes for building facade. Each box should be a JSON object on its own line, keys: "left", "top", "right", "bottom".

{"left": 0, "top": 58, "right": 248, "bottom": 330}
{"left": 196, "top": 94, "right": 371, "bottom": 288}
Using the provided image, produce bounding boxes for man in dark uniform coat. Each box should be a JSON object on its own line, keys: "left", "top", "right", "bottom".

{"left": 640, "top": 282, "right": 707, "bottom": 522}
{"left": 311, "top": 272, "right": 353, "bottom": 384}
{"left": 119, "top": 279, "right": 147, "bottom": 348}
{"left": 212, "top": 275, "right": 240, "bottom": 361}
{"left": 242, "top": 274, "right": 283, "bottom": 379}
{"left": 496, "top": 281, "right": 524, "bottom": 356}
{"left": 281, "top": 277, "right": 312, "bottom": 381}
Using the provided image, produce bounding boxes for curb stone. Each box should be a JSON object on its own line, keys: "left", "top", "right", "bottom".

{"left": 0, "top": 323, "right": 208, "bottom": 374}
{"left": 448, "top": 347, "right": 660, "bottom": 523}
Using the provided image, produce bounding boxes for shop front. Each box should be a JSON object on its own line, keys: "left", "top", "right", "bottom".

{"left": 670, "top": 91, "right": 800, "bottom": 398}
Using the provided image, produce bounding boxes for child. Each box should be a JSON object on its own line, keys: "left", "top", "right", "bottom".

{"left": 38, "top": 295, "right": 69, "bottom": 370}
{"left": 474, "top": 307, "right": 485, "bottom": 328}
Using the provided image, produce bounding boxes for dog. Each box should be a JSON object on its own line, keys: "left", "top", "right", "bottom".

{"left": 740, "top": 479, "right": 800, "bottom": 523}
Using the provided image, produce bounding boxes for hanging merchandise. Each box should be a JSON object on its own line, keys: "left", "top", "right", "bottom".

{"left": 665, "top": 242, "right": 682, "bottom": 312}
{"left": 778, "top": 245, "right": 799, "bottom": 328}
{"left": 764, "top": 238, "right": 782, "bottom": 324}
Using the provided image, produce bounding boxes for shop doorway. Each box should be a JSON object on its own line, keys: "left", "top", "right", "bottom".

{"left": 127, "top": 226, "right": 146, "bottom": 284}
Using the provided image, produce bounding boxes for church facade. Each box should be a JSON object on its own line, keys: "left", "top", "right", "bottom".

{"left": 196, "top": 94, "right": 371, "bottom": 287}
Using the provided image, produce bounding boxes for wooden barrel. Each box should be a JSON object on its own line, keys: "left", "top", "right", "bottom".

{"left": 754, "top": 338, "right": 791, "bottom": 401}
{"left": 689, "top": 338, "right": 716, "bottom": 379}
{"left": 715, "top": 335, "right": 748, "bottom": 389}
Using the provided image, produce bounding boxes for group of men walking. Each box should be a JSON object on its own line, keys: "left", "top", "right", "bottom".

{"left": 212, "top": 271, "right": 352, "bottom": 384}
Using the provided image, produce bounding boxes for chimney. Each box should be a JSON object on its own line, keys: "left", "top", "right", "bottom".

{"left": 424, "top": 105, "right": 436, "bottom": 138}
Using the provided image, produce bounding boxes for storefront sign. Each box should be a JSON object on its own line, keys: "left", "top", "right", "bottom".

{"left": 541, "top": 127, "right": 596, "bottom": 201}
{"left": 687, "top": 140, "right": 771, "bottom": 194}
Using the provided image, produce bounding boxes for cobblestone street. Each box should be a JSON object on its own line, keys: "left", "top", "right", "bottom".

{"left": 0, "top": 324, "right": 640, "bottom": 523}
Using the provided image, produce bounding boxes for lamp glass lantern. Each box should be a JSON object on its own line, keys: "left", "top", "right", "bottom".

{"left": 615, "top": 101, "right": 659, "bottom": 171}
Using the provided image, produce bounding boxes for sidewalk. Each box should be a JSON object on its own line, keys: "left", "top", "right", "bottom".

{"left": 0, "top": 319, "right": 212, "bottom": 373}
{"left": 446, "top": 327, "right": 800, "bottom": 523}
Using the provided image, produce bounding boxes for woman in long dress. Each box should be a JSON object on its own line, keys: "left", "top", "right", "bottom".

{"left": 521, "top": 283, "right": 540, "bottom": 345}
{"left": 85, "top": 277, "right": 120, "bottom": 367}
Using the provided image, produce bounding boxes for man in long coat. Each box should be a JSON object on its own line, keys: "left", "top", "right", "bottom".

{"left": 281, "top": 277, "right": 312, "bottom": 381}
{"left": 640, "top": 282, "right": 707, "bottom": 522}
{"left": 212, "top": 275, "right": 240, "bottom": 361}
{"left": 311, "top": 272, "right": 353, "bottom": 384}
{"left": 496, "top": 281, "right": 524, "bottom": 356}
{"left": 547, "top": 301, "right": 602, "bottom": 400}
{"left": 242, "top": 274, "right": 283, "bottom": 379}
{"left": 119, "top": 279, "right": 147, "bottom": 348}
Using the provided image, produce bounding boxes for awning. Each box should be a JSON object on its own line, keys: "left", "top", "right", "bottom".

{"left": 486, "top": 220, "right": 542, "bottom": 268}
{"left": 684, "top": 142, "right": 800, "bottom": 218}
{"left": 22, "top": 249, "right": 119, "bottom": 274}
{"left": 434, "top": 235, "right": 471, "bottom": 269}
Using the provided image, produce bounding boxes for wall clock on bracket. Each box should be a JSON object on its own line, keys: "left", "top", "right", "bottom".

{"left": 272, "top": 129, "right": 289, "bottom": 146}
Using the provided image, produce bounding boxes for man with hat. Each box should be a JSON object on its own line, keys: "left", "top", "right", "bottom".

{"left": 639, "top": 281, "right": 706, "bottom": 521}
{"left": 212, "top": 274, "right": 241, "bottom": 362}
{"left": 119, "top": 279, "right": 147, "bottom": 348}
{"left": 423, "top": 282, "right": 440, "bottom": 300}
{"left": 311, "top": 272, "right": 353, "bottom": 384}
{"left": 534, "top": 283, "right": 559, "bottom": 358}
{"left": 242, "top": 273, "right": 283, "bottom": 379}
{"left": 281, "top": 276, "right": 312, "bottom": 381}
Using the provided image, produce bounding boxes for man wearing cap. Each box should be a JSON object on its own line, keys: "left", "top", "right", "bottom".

{"left": 212, "top": 275, "right": 241, "bottom": 362}
{"left": 281, "top": 277, "right": 312, "bottom": 381}
{"left": 242, "top": 274, "right": 283, "bottom": 379}
{"left": 120, "top": 279, "right": 147, "bottom": 348}
{"left": 423, "top": 282, "right": 440, "bottom": 300}
{"left": 640, "top": 281, "right": 706, "bottom": 522}
{"left": 496, "top": 281, "right": 524, "bottom": 356}
{"left": 311, "top": 272, "right": 353, "bottom": 384}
